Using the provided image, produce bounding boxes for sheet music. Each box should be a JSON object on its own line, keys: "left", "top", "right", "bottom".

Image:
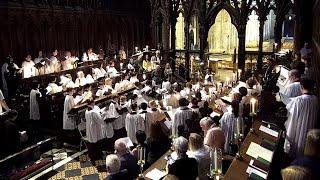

{"left": 246, "top": 142, "right": 273, "bottom": 162}
{"left": 74, "top": 95, "right": 83, "bottom": 105}
{"left": 122, "top": 137, "right": 134, "bottom": 147}
{"left": 145, "top": 168, "right": 167, "bottom": 180}
{"left": 246, "top": 166, "right": 268, "bottom": 179}
{"left": 259, "top": 125, "right": 279, "bottom": 138}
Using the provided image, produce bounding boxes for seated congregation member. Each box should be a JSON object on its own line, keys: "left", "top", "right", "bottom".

{"left": 167, "top": 136, "right": 198, "bottom": 180}
{"left": 188, "top": 133, "right": 210, "bottom": 180}
{"left": 147, "top": 122, "right": 170, "bottom": 164}
{"left": 85, "top": 100, "right": 104, "bottom": 164}
{"left": 291, "top": 129, "right": 320, "bottom": 176}
{"left": 125, "top": 103, "right": 145, "bottom": 144}
{"left": 284, "top": 78, "right": 318, "bottom": 157}
{"left": 173, "top": 98, "right": 193, "bottom": 134}
{"left": 105, "top": 154, "right": 130, "bottom": 180}
{"left": 220, "top": 100, "right": 239, "bottom": 154}
{"left": 282, "top": 69, "right": 302, "bottom": 98}
{"left": 200, "top": 117, "right": 225, "bottom": 151}
{"left": 114, "top": 138, "right": 139, "bottom": 179}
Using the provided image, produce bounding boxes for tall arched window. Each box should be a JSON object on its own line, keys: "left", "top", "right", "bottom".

{"left": 175, "top": 12, "right": 185, "bottom": 50}
{"left": 207, "top": 9, "right": 238, "bottom": 54}
{"left": 246, "top": 10, "right": 260, "bottom": 50}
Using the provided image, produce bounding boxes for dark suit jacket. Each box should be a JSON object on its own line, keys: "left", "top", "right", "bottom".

{"left": 168, "top": 156, "right": 198, "bottom": 180}
{"left": 119, "top": 153, "right": 139, "bottom": 179}
{"left": 105, "top": 170, "right": 130, "bottom": 180}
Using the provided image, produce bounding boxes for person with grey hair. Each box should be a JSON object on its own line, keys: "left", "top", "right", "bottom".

{"left": 199, "top": 117, "right": 213, "bottom": 136}
{"left": 282, "top": 69, "right": 302, "bottom": 99}
{"left": 105, "top": 154, "right": 130, "bottom": 180}
{"left": 291, "top": 129, "right": 320, "bottom": 176}
{"left": 200, "top": 117, "right": 225, "bottom": 151}
{"left": 167, "top": 136, "right": 198, "bottom": 180}
{"left": 114, "top": 138, "right": 138, "bottom": 179}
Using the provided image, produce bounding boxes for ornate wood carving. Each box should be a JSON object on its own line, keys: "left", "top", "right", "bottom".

{"left": 1, "top": 0, "right": 150, "bottom": 63}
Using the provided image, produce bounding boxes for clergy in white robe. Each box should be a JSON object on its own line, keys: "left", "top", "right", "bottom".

{"left": 75, "top": 71, "right": 87, "bottom": 87}
{"left": 30, "top": 84, "right": 41, "bottom": 120}
{"left": 82, "top": 48, "right": 98, "bottom": 61}
{"left": 284, "top": 78, "right": 319, "bottom": 157}
{"left": 100, "top": 104, "right": 115, "bottom": 140}
{"left": 21, "top": 55, "right": 36, "bottom": 78}
{"left": 63, "top": 89, "right": 76, "bottom": 130}
{"left": 125, "top": 103, "right": 145, "bottom": 144}
{"left": 173, "top": 98, "right": 194, "bottom": 134}
{"left": 219, "top": 101, "right": 239, "bottom": 154}
{"left": 49, "top": 50, "right": 61, "bottom": 72}
{"left": 282, "top": 70, "right": 302, "bottom": 99}
{"left": 85, "top": 100, "right": 104, "bottom": 162}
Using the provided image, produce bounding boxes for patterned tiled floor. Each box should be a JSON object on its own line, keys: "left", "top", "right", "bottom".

{"left": 46, "top": 154, "right": 107, "bottom": 180}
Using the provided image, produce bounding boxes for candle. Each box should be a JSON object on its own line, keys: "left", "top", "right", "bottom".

{"left": 146, "top": 45, "right": 149, "bottom": 51}
{"left": 120, "top": 63, "right": 123, "bottom": 70}
{"left": 232, "top": 73, "right": 236, "bottom": 81}
{"left": 214, "top": 148, "right": 218, "bottom": 171}
{"left": 237, "top": 69, "right": 242, "bottom": 81}
{"left": 135, "top": 46, "right": 138, "bottom": 52}
{"left": 226, "top": 77, "right": 230, "bottom": 86}
{"left": 143, "top": 74, "right": 146, "bottom": 80}
{"left": 250, "top": 98, "right": 257, "bottom": 114}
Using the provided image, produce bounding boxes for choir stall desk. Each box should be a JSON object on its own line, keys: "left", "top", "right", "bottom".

{"left": 223, "top": 120, "right": 282, "bottom": 180}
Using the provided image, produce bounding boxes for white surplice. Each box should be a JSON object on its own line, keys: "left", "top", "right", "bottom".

{"left": 63, "top": 95, "right": 76, "bottom": 130}
{"left": 85, "top": 106, "right": 105, "bottom": 143}
{"left": 284, "top": 94, "right": 319, "bottom": 157}
{"left": 219, "top": 111, "right": 237, "bottom": 153}
{"left": 125, "top": 112, "right": 145, "bottom": 144}
{"left": 30, "top": 89, "right": 41, "bottom": 120}
{"left": 189, "top": 147, "right": 210, "bottom": 180}
{"left": 101, "top": 107, "right": 115, "bottom": 139}
{"left": 22, "top": 60, "right": 36, "bottom": 78}
{"left": 283, "top": 82, "right": 302, "bottom": 98}
{"left": 145, "top": 109, "right": 166, "bottom": 137}
{"left": 173, "top": 106, "right": 193, "bottom": 132}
